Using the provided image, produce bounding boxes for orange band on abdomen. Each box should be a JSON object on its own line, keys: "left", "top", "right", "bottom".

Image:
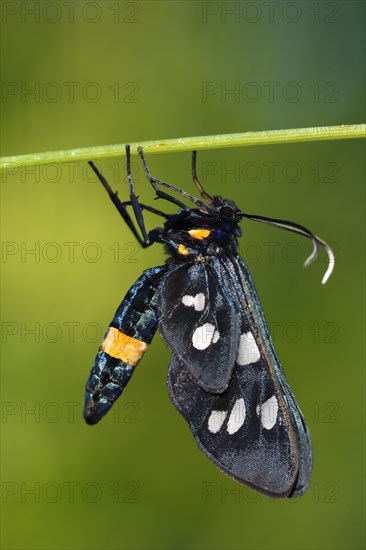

{"left": 101, "top": 327, "right": 148, "bottom": 366}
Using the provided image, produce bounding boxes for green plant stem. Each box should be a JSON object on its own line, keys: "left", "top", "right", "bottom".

{"left": 1, "top": 124, "right": 365, "bottom": 171}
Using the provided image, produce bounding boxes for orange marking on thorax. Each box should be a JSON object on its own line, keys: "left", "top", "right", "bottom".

{"left": 188, "top": 229, "right": 211, "bottom": 240}
{"left": 178, "top": 244, "right": 190, "bottom": 256}
{"left": 101, "top": 327, "right": 147, "bottom": 366}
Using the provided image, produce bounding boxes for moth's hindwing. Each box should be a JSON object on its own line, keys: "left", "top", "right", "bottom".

{"left": 167, "top": 256, "right": 312, "bottom": 498}
{"left": 168, "top": 355, "right": 298, "bottom": 497}
{"left": 158, "top": 261, "right": 241, "bottom": 393}
{"left": 84, "top": 265, "right": 167, "bottom": 424}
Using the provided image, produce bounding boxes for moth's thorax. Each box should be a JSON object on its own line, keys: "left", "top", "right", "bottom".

{"left": 160, "top": 222, "right": 241, "bottom": 259}
{"left": 155, "top": 197, "right": 243, "bottom": 260}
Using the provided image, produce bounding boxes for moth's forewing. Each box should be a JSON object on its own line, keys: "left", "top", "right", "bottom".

{"left": 159, "top": 261, "right": 241, "bottom": 393}
{"left": 167, "top": 256, "right": 312, "bottom": 498}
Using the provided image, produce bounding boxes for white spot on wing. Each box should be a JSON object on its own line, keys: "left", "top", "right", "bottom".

{"left": 260, "top": 395, "right": 278, "bottom": 430}
{"left": 192, "top": 323, "right": 220, "bottom": 350}
{"left": 227, "top": 398, "right": 246, "bottom": 434}
{"left": 208, "top": 410, "right": 227, "bottom": 433}
{"left": 181, "top": 293, "right": 205, "bottom": 311}
{"left": 194, "top": 293, "right": 205, "bottom": 311}
{"left": 182, "top": 295, "right": 194, "bottom": 307}
{"left": 237, "top": 331, "right": 260, "bottom": 365}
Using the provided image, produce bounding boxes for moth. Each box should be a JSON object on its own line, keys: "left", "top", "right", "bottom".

{"left": 83, "top": 145, "right": 334, "bottom": 498}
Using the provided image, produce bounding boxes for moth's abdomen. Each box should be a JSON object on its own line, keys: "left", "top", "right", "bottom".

{"left": 83, "top": 266, "right": 166, "bottom": 424}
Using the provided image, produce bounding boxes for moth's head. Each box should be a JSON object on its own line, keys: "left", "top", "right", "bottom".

{"left": 211, "top": 196, "right": 243, "bottom": 223}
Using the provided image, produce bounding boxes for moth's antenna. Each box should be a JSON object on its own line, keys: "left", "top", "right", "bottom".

{"left": 312, "top": 235, "right": 335, "bottom": 285}
{"left": 242, "top": 213, "right": 334, "bottom": 284}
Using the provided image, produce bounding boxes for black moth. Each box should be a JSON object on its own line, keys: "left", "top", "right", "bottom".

{"left": 84, "top": 145, "right": 334, "bottom": 498}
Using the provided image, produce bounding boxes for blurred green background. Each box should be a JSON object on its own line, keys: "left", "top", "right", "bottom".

{"left": 1, "top": 1, "right": 365, "bottom": 549}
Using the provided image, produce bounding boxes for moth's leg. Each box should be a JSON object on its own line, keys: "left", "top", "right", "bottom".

{"left": 120, "top": 201, "right": 188, "bottom": 246}
{"left": 89, "top": 160, "right": 150, "bottom": 247}
{"left": 90, "top": 147, "right": 178, "bottom": 245}
{"left": 120, "top": 200, "right": 173, "bottom": 220}
{"left": 84, "top": 265, "right": 167, "bottom": 424}
{"left": 125, "top": 144, "right": 151, "bottom": 243}
{"left": 138, "top": 203, "right": 171, "bottom": 218}
{"left": 138, "top": 146, "right": 210, "bottom": 211}
{"left": 191, "top": 151, "right": 213, "bottom": 203}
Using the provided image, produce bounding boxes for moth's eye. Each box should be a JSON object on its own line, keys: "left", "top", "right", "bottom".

{"left": 220, "top": 206, "right": 234, "bottom": 217}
